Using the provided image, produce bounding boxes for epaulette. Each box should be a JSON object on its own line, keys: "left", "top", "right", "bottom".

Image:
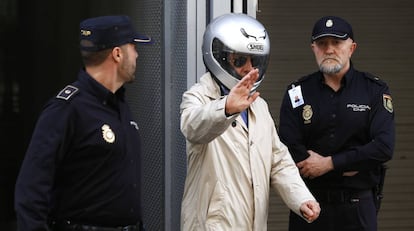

{"left": 364, "top": 72, "right": 387, "bottom": 86}
{"left": 290, "top": 73, "right": 314, "bottom": 85}
{"left": 56, "top": 85, "right": 79, "bottom": 101}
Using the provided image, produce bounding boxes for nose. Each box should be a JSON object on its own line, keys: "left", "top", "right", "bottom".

{"left": 326, "top": 45, "right": 335, "bottom": 54}
{"left": 240, "top": 57, "right": 253, "bottom": 75}
{"left": 323, "top": 40, "right": 338, "bottom": 54}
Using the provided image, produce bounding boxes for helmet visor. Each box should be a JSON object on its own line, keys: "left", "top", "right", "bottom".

{"left": 212, "top": 38, "right": 269, "bottom": 81}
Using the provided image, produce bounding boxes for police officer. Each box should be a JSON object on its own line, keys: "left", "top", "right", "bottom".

{"left": 14, "top": 15, "right": 152, "bottom": 231}
{"left": 279, "top": 16, "right": 395, "bottom": 231}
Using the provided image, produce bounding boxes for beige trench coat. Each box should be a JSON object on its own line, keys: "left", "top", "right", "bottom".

{"left": 180, "top": 73, "right": 315, "bottom": 231}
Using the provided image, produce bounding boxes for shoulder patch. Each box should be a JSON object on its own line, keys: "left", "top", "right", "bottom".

{"left": 383, "top": 94, "right": 393, "bottom": 113}
{"left": 56, "top": 85, "right": 79, "bottom": 100}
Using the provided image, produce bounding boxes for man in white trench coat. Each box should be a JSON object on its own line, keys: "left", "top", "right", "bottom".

{"left": 179, "top": 13, "right": 321, "bottom": 231}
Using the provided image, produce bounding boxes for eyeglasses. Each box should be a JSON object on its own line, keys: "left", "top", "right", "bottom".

{"left": 227, "top": 53, "right": 267, "bottom": 69}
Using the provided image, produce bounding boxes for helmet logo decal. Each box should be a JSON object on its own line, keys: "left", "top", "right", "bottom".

{"left": 240, "top": 28, "right": 266, "bottom": 41}
{"left": 247, "top": 43, "right": 264, "bottom": 52}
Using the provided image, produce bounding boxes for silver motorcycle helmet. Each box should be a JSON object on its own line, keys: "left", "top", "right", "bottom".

{"left": 202, "top": 13, "right": 270, "bottom": 92}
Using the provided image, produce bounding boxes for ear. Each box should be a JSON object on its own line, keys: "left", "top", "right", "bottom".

{"left": 349, "top": 41, "right": 357, "bottom": 57}
{"left": 112, "top": 47, "right": 122, "bottom": 62}
{"left": 311, "top": 42, "right": 316, "bottom": 52}
{"left": 351, "top": 42, "right": 357, "bottom": 51}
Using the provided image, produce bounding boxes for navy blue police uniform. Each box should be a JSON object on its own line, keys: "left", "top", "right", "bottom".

{"left": 15, "top": 69, "right": 144, "bottom": 230}
{"left": 279, "top": 65, "right": 395, "bottom": 231}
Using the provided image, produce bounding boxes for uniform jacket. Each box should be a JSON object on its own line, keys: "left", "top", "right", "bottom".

{"left": 15, "top": 70, "right": 143, "bottom": 230}
{"left": 180, "top": 73, "right": 315, "bottom": 231}
{"left": 279, "top": 66, "right": 395, "bottom": 190}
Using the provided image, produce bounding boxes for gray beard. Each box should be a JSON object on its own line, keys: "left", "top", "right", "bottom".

{"left": 319, "top": 63, "right": 342, "bottom": 74}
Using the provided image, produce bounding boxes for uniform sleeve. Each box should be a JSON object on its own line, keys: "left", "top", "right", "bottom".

{"left": 270, "top": 125, "right": 315, "bottom": 217}
{"left": 180, "top": 87, "right": 237, "bottom": 144}
{"left": 14, "top": 100, "right": 73, "bottom": 231}
{"left": 278, "top": 88, "right": 309, "bottom": 163}
{"left": 332, "top": 84, "right": 395, "bottom": 170}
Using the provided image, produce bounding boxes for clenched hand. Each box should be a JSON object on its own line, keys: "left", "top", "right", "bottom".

{"left": 297, "top": 150, "right": 334, "bottom": 179}
{"left": 300, "top": 200, "right": 321, "bottom": 223}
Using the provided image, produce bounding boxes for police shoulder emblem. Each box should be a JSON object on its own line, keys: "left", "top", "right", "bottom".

{"left": 383, "top": 94, "right": 393, "bottom": 113}
{"left": 102, "top": 124, "right": 115, "bottom": 143}
{"left": 57, "top": 85, "right": 79, "bottom": 100}
{"left": 302, "top": 105, "right": 313, "bottom": 124}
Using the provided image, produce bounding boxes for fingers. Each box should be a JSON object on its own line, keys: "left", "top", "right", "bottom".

{"left": 299, "top": 166, "right": 316, "bottom": 179}
{"left": 239, "top": 68, "right": 259, "bottom": 87}
{"left": 301, "top": 200, "right": 320, "bottom": 223}
{"left": 301, "top": 206, "right": 313, "bottom": 219}
{"left": 296, "top": 160, "right": 305, "bottom": 169}
{"left": 247, "top": 68, "right": 259, "bottom": 80}
{"left": 234, "top": 68, "right": 260, "bottom": 101}
{"left": 226, "top": 69, "right": 260, "bottom": 115}
{"left": 297, "top": 150, "right": 330, "bottom": 179}
{"left": 248, "top": 91, "right": 260, "bottom": 102}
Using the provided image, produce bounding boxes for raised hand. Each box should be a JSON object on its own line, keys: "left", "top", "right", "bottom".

{"left": 225, "top": 68, "right": 260, "bottom": 115}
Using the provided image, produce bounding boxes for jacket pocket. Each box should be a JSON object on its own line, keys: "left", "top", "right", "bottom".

{"left": 206, "top": 180, "right": 231, "bottom": 228}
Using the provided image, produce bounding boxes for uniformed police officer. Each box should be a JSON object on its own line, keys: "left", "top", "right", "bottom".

{"left": 14, "top": 15, "right": 152, "bottom": 231}
{"left": 279, "top": 16, "right": 395, "bottom": 231}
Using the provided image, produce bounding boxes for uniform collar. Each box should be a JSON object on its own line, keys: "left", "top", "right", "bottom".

{"left": 318, "top": 62, "right": 356, "bottom": 88}
{"left": 78, "top": 69, "right": 125, "bottom": 103}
